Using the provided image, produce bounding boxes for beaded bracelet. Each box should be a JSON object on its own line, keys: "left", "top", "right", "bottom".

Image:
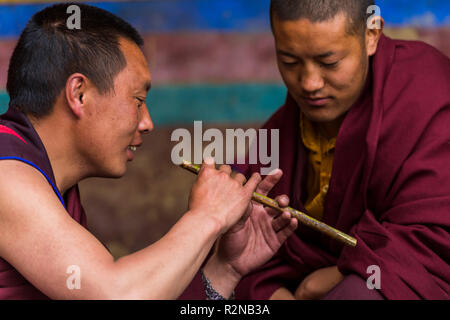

{"left": 200, "top": 269, "right": 235, "bottom": 300}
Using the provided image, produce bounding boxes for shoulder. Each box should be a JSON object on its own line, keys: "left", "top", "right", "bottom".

{"left": 0, "top": 160, "right": 66, "bottom": 250}
{"left": 391, "top": 37, "right": 449, "bottom": 65}
{"left": 375, "top": 36, "right": 450, "bottom": 128}
{"left": 395, "top": 38, "right": 448, "bottom": 76}
{"left": 386, "top": 36, "right": 449, "bottom": 102}
{"left": 0, "top": 160, "right": 62, "bottom": 209}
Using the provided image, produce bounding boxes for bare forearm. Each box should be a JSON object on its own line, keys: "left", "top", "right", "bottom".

{"left": 110, "top": 210, "right": 220, "bottom": 299}
{"left": 0, "top": 160, "right": 258, "bottom": 300}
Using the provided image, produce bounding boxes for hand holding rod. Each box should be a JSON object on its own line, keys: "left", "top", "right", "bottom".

{"left": 179, "top": 160, "right": 357, "bottom": 248}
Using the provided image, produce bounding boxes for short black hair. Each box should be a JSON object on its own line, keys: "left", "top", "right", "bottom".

{"left": 7, "top": 3, "right": 144, "bottom": 118}
{"left": 270, "top": 0, "right": 376, "bottom": 36}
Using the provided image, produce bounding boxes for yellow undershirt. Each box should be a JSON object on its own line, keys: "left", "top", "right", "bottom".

{"left": 300, "top": 113, "right": 337, "bottom": 221}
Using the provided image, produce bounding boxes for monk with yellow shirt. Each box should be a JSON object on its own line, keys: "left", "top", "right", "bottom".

{"left": 232, "top": 0, "right": 450, "bottom": 300}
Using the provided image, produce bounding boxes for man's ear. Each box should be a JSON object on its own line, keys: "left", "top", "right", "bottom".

{"left": 365, "top": 16, "right": 385, "bottom": 57}
{"left": 65, "top": 73, "right": 88, "bottom": 118}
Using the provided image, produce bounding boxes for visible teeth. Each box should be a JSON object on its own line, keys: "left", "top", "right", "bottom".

{"left": 128, "top": 146, "right": 137, "bottom": 152}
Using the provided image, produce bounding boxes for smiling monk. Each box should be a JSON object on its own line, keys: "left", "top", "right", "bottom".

{"left": 234, "top": 0, "right": 450, "bottom": 300}
{"left": 0, "top": 4, "right": 298, "bottom": 299}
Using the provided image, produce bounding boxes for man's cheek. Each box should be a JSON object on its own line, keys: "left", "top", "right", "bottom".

{"left": 279, "top": 68, "right": 294, "bottom": 85}
{"left": 327, "top": 70, "right": 356, "bottom": 92}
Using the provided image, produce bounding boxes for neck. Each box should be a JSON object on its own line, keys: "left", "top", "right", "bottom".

{"left": 316, "top": 116, "right": 345, "bottom": 140}
{"left": 29, "top": 114, "right": 84, "bottom": 195}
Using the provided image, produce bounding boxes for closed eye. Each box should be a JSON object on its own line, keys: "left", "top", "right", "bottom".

{"left": 320, "top": 61, "right": 339, "bottom": 68}
{"left": 135, "top": 97, "right": 145, "bottom": 108}
{"left": 280, "top": 58, "right": 301, "bottom": 68}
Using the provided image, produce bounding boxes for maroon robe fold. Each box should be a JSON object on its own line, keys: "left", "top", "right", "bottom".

{"left": 234, "top": 34, "right": 450, "bottom": 300}
{"left": 178, "top": 270, "right": 206, "bottom": 299}
{"left": 0, "top": 107, "right": 88, "bottom": 299}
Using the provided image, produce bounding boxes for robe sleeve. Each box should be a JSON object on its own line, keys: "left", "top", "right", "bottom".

{"left": 235, "top": 253, "right": 305, "bottom": 300}
{"left": 338, "top": 105, "right": 450, "bottom": 299}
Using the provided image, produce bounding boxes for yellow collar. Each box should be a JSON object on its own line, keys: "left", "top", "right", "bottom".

{"left": 300, "top": 112, "right": 337, "bottom": 153}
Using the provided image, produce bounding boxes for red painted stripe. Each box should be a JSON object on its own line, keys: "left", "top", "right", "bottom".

{"left": 0, "top": 30, "right": 449, "bottom": 88}
{"left": 0, "top": 125, "right": 27, "bottom": 144}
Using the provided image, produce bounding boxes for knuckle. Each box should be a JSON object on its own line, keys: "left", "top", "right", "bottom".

{"left": 249, "top": 173, "right": 260, "bottom": 184}
{"left": 235, "top": 173, "right": 245, "bottom": 181}
{"left": 233, "top": 179, "right": 243, "bottom": 189}
{"left": 220, "top": 164, "right": 232, "bottom": 171}
{"left": 200, "top": 166, "right": 213, "bottom": 175}
{"left": 219, "top": 171, "right": 229, "bottom": 180}
{"left": 253, "top": 172, "right": 262, "bottom": 180}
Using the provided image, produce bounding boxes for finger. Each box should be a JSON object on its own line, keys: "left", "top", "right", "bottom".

{"left": 272, "top": 211, "right": 292, "bottom": 232}
{"left": 218, "top": 164, "right": 232, "bottom": 175}
{"left": 277, "top": 218, "right": 298, "bottom": 243}
{"left": 264, "top": 206, "right": 283, "bottom": 218}
{"left": 231, "top": 170, "right": 248, "bottom": 183}
{"left": 233, "top": 172, "right": 247, "bottom": 185}
{"left": 199, "top": 157, "right": 216, "bottom": 174}
{"left": 274, "top": 195, "right": 290, "bottom": 208}
{"left": 255, "top": 169, "right": 283, "bottom": 196}
{"left": 243, "top": 172, "right": 262, "bottom": 195}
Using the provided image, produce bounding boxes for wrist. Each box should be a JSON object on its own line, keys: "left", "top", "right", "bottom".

{"left": 186, "top": 209, "right": 224, "bottom": 237}
{"left": 202, "top": 252, "right": 242, "bottom": 299}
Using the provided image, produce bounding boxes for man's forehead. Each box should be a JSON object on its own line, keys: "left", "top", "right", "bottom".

{"left": 119, "top": 38, "right": 151, "bottom": 88}
{"left": 273, "top": 11, "right": 352, "bottom": 34}
{"left": 273, "top": 13, "right": 353, "bottom": 55}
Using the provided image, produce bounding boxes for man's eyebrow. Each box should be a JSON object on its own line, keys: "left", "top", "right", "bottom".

{"left": 277, "top": 50, "right": 338, "bottom": 59}
{"left": 277, "top": 50, "right": 299, "bottom": 58}
{"left": 315, "top": 51, "right": 336, "bottom": 59}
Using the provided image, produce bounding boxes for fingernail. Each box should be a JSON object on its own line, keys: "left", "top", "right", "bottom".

{"left": 204, "top": 157, "right": 215, "bottom": 165}
{"left": 267, "top": 168, "right": 281, "bottom": 176}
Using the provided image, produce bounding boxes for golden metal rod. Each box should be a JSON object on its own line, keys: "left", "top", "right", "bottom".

{"left": 179, "top": 160, "right": 357, "bottom": 248}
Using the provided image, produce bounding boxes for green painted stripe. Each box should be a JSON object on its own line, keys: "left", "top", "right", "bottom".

{"left": 0, "top": 84, "right": 287, "bottom": 125}
{"left": 0, "top": 93, "right": 9, "bottom": 114}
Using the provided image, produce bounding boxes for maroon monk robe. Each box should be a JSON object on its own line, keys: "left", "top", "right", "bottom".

{"left": 0, "top": 107, "right": 88, "bottom": 299}
{"left": 233, "top": 34, "right": 450, "bottom": 300}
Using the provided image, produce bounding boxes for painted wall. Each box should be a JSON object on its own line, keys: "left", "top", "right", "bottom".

{"left": 0, "top": 0, "right": 449, "bottom": 124}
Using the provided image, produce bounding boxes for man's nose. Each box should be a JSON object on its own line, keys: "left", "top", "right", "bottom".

{"left": 300, "top": 65, "right": 325, "bottom": 94}
{"left": 139, "top": 104, "right": 154, "bottom": 134}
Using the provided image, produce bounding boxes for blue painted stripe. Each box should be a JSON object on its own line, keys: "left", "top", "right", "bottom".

{"left": 0, "top": 84, "right": 288, "bottom": 125}
{"left": 377, "top": 0, "right": 450, "bottom": 27}
{"left": 0, "top": 156, "right": 66, "bottom": 209}
{"left": 0, "top": 0, "right": 270, "bottom": 38}
{"left": 0, "top": 0, "right": 448, "bottom": 38}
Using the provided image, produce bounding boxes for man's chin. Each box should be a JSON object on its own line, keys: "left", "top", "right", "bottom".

{"left": 96, "top": 165, "right": 127, "bottom": 179}
{"left": 300, "top": 108, "right": 342, "bottom": 124}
